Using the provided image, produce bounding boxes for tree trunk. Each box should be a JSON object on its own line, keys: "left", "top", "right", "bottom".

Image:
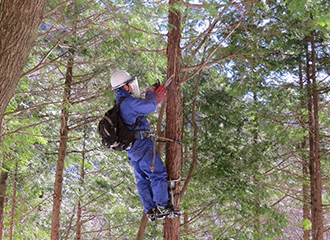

{"left": 51, "top": 54, "right": 74, "bottom": 240}
{"left": 164, "top": 0, "right": 182, "bottom": 239}
{"left": 76, "top": 201, "right": 82, "bottom": 240}
{"left": 0, "top": 163, "right": 8, "bottom": 240}
{"left": 0, "top": 0, "right": 45, "bottom": 128}
{"left": 183, "top": 213, "right": 189, "bottom": 238}
{"left": 9, "top": 162, "right": 17, "bottom": 240}
{"left": 306, "top": 34, "right": 323, "bottom": 240}
{"left": 310, "top": 31, "right": 323, "bottom": 240}
{"left": 0, "top": 118, "right": 4, "bottom": 240}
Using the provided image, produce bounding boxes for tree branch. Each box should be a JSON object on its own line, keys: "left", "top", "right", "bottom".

{"left": 180, "top": 18, "right": 243, "bottom": 84}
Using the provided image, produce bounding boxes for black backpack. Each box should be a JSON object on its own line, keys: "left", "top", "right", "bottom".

{"left": 98, "top": 97, "right": 141, "bottom": 151}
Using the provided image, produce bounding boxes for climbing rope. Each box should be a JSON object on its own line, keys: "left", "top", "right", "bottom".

{"left": 150, "top": 139, "right": 156, "bottom": 173}
{"left": 155, "top": 135, "right": 181, "bottom": 144}
{"left": 149, "top": 135, "right": 182, "bottom": 173}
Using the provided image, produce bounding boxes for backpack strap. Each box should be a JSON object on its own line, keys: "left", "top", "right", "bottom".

{"left": 116, "top": 97, "right": 142, "bottom": 130}
{"left": 117, "top": 97, "right": 125, "bottom": 105}
{"left": 103, "top": 116, "right": 114, "bottom": 136}
{"left": 132, "top": 116, "right": 143, "bottom": 131}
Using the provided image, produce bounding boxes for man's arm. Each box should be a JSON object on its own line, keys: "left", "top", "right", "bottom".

{"left": 127, "top": 91, "right": 158, "bottom": 115}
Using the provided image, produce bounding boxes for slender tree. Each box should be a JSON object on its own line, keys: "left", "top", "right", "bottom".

{"left": 0, "top": 162, "right": 8, "bottom": 239}
{"left": 9, "top": 162, "right": 17, "bottom": 240}
{"left": 51, "top": 52, "right": 74, "bottom": 240}
{"left": 307, "top": 31, "right": 324, "bottom": 239}
{"left": 164, "top": 0, "right": 182, "bottom": 239}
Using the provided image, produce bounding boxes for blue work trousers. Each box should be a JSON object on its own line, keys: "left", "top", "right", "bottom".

{"left": 127, "top": 137, "right": 168, "bottom": 213}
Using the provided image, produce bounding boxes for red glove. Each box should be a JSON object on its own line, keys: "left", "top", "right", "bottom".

{"left": 154, "top": 85, "right": 167, "bottom": 104}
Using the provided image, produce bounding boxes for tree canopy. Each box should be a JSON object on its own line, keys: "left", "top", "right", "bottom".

{"left": 1, "top": 0, "right": 330, "bottom": 239}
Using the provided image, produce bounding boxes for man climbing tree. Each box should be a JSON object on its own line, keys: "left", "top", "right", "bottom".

{"left": 108, "top": 70, "right": 179, "bottom": 221}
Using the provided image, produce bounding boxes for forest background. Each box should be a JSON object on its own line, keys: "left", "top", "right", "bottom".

{"left": 0, "top": 0, "right": 330, "bottom": 239}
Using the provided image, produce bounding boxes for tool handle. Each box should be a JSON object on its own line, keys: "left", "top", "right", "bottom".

{"left": 153, "top": 79, "right": 160, "bottom": 89}
{"left": 154, "top": 85, "right": 167, "bottom": 104}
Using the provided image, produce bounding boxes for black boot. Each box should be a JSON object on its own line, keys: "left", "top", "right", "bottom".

{"left": 146, "top": 208, "right": 156, "bottom": 221}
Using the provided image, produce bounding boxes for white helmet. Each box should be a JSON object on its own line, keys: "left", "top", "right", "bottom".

{"left": 110, "top": 70, "right": 140, "bottom": 97}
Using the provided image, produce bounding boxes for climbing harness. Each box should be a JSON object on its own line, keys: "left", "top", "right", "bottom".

{"left": 150, "top": 139, "right": 157, "bottom": 173}
{"left": 167, "top": 177, "right": 182, "bottom": 218}
{"left": 134, "top": 130, "right": 150, "bottom": 140}
{"left": 149, "top": 134, "right": 182, "bottom": 173}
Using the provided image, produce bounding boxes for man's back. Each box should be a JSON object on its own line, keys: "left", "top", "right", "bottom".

{"left": 116, "top": 88, "right": 157, "bottom": 131}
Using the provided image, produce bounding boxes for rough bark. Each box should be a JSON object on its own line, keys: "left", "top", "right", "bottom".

{"left": 75, "top": 202, "right": 82, "bottom": 239}
{"left": 183, "top": 213, "right": 189, "bottom": 237}
{"left": 51, "top": 54, "right": 74, "bottom": 240}
{"left": 310, "top": 32, "right": 323, "bottom": 239}
{"left": 9, "top": 162, "right": 17, "bottom": 240}
{"left": 307, "top": 34, "right": 323, "bottom": 240}
{"left": 0, "top": 0, "right": 45, "bottom": 128}
{"left": 0, "top": 164, "right": 8, "bottom": 240}
{"left": 164, "top": 0, "right": 182, "bottom": 239}
{"left": 0, "top": 118, "right": 3, "bottom": 240}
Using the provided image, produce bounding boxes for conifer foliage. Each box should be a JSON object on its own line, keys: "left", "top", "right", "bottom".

{"left": 0, "top": 0, "right": 330, "bottom": 239}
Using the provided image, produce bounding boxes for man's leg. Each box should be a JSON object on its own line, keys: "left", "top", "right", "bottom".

{"left": 138, "top": 139, "right": 168, "bottom": 206}
{"left": 130, "top": 160, "right": 155, "bottom": 213}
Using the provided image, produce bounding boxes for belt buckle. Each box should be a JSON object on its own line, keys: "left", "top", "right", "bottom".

{"left": 139, "top": 131, "right": 144, "bottom": 140}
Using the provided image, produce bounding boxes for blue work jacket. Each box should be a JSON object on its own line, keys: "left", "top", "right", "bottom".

{"left": 115, "top": 88, "right": 157, "bottom": 131}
